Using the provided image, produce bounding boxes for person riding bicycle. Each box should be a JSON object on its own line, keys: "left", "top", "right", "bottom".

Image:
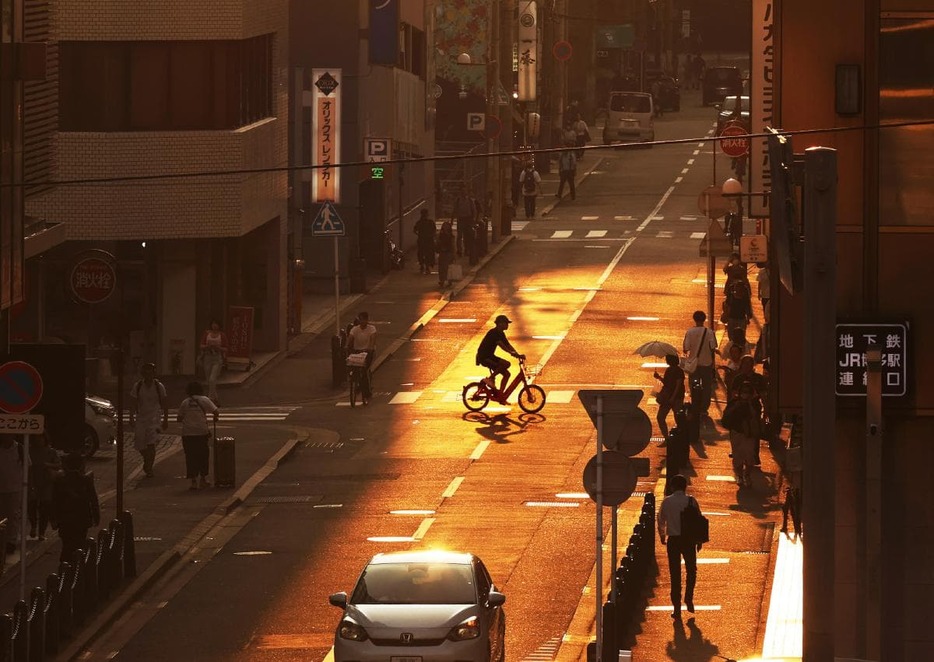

{"left": 348, "top": 312, "right": 377, "bottom": 401}
{"left": 476, "top": 314, "right": 525, "bottom": 396}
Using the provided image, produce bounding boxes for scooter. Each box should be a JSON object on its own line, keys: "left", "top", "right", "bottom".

{"left": 386, "top": 231, "right": 405, "bottom": 270}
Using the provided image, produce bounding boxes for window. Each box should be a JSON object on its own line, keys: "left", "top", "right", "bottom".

{"left": 59, "top": 35, "right": 274, "bottom": 131}
{"left": 398, "top": 23, "right": 426, "bottom": 79}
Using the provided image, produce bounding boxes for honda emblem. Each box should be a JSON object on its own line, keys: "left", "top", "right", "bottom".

{"left": 401, "top": 632, "right": 413, "bottom": 644}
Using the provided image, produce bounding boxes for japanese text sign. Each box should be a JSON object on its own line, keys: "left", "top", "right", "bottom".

{"left": 312, "top": 69, "right": 342, "bottom": 204}
{"left": 70, "top": 257, "right": 116, "bottom": 304}
{"left": 835, "top": 323, "right": 908, "bottom": 397}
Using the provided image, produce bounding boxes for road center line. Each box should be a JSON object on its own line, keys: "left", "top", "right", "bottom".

{"left": 442, "top": 476, "right": 464, "bottom": 498}
{"left": 412, "top": 518, "right": 435, "bottom": 540}
{"left": 470, "top": 440, "right": 490, "bottom": 460}
{"left": 637, "top": 185, "right": 676, "bottom": 232}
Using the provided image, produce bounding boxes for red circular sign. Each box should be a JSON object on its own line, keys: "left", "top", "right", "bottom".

{"left": 719, "top": 124, "right": 750, "bottom": 158}
{"left": 552, "top": 40, "right": 573, "bottom": 62}
{"left": 484, "top": 114, "right": 502, "bottom": 141}
{"left": 0, "top": 361, "right": 44, "bottom": 414}
{"left": 71, "top": 257, "right": 117, "bottom": 304}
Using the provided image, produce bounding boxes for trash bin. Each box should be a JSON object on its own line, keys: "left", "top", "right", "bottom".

{"left": 214, "top": 436, "right": 236, "bottom": 487}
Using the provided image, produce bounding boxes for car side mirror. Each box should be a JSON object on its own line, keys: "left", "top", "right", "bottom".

{"left": 488, "top": 590, "right": 506, "bottom": 607}
{"left": 329, "top": 592, "right": 348, "bottom": 608}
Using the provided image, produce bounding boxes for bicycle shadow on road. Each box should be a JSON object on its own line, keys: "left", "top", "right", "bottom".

{"left": 463, "top": 411, "right": 546, "bottom": 445}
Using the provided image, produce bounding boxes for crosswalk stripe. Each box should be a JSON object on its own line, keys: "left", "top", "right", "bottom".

{"left": 546, "top": 390, "right": 575, "bottom": 404}
{"left": 389, "top": 391, "right": 422, "bottom": 405}
{"left": 551, "top": 230, "right": 573, "bottom": 238}
{"left": 656, "top": 231, "right": 674, "bottom": 238}
{"left": 614, "top": 215, "right": 635, "bottom": 221}
{"left": 513, "top": 221, "right": 530, "bottom": 231}
{"left": 690, "top": 231, "right": 706, "bottom": 239}
{"left": 580, "top": 215, "right": 599, "bottom": 221}
{"left": 586, "top": 230, "right": 607, "bottom": 238}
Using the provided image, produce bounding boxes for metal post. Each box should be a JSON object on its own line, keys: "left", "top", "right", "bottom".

{"left": 705, "top": 194, "right": 715, "bottom": 332}
{"left": 865, "top": 345, "right": 882, "bottom": 659}
{"left": 398, "top": 163, "right": 405, "bottom": 250}
{"left": 802, "top": 146, "right": 837, "bottom": 661}
{"left": 610, "top": 507, "right": 618, "bottom": 602}
{"left": 595, "top": 394, "right": 604, "bottom": 662}
{"left": 488, "top": 2, "right": 500, "bottom": 245}
{"left": 334, "top": 237, "right": 340, "bottom": 336}
{"left": 19, "top": 434, "right": 29, "bottom": 599}
{"left": 115, "top": 347, "right": 124, "bottom": 514}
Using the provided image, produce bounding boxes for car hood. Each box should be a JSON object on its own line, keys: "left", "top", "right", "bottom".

{"left": 86, "top": 395, "right": 114, "bottom": 408}
{"left": 345, "top": 603, "right": 478, "bottom": 632}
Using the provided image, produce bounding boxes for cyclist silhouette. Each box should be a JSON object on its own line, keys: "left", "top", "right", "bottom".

{"left": 476, "top": 315, "right": 525, "bottom": 395}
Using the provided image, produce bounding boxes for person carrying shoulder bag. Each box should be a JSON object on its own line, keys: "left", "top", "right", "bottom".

{"left": 177, "top": 381, "right": 219, "bottom": 490}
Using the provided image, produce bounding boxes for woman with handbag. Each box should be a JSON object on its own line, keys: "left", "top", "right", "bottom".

{"left": 177, "top": 381, "right": 219, "bottom": 490}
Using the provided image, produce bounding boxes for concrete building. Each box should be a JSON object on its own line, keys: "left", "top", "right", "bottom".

{"left": 17, "top": 0, "right": 289, "bottom": 376}
{"left": 771, "top": 0, "right": 934, "bottom": 657}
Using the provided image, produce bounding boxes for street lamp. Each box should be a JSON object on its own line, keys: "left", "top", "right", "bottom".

{"left": 721, "top": 177, "right": 744, "bottom": 248}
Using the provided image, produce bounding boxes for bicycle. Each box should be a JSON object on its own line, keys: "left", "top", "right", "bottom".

{"left": 346, "top": 352, "right": 372, "bottom": 407}
{"left": 462, "top": 358, "right": 547, "bottom": 414}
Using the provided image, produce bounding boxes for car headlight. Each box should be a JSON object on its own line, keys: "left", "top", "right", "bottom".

{"left": 338, "top": 619, "right": 369, "bottom": 642}
{"left": 447, "top": 616, "right": 480, "bottom": 641}
{"left": 90, "top": 403, "right": 115, "bottom": 417}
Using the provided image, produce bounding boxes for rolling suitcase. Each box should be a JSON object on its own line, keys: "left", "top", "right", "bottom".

{"left": 213, "top": 420, "right": 236, "bottom": 487}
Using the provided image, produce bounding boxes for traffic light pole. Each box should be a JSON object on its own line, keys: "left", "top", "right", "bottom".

{"left": 594, "top": 394, "right": 604, "bottom": 662}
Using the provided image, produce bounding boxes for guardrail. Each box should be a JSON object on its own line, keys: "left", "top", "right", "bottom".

{"left": 0, "top": 511, "right": 136, "bottom": 661}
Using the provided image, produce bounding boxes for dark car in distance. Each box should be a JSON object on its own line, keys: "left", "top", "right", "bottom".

{"left": 646, "top": 73, "right": 681, "bottom": 112}
{"left": 716, "top": 95, "right": 750, "bottom": 134}
{"left": 702, "top": 66, "right": 743, "bottom": 106}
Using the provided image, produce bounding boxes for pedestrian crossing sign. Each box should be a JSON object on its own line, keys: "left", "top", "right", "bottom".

{"left": 311, "top": 201, "right": 346, "bottom": 237}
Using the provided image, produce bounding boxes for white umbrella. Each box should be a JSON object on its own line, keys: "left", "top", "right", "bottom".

{"left": 633, "top": 340, "right": 680, "bottom": 358}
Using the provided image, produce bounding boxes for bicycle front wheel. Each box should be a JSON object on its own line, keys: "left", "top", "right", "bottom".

{"left": 518, "top": 384, "right": 546, "bottom": 413}
{"left": 349, "top": 370, "right": 357, "bottom": 408}
{"left": 462, "top": 383, "right": 490, "bottom": 411}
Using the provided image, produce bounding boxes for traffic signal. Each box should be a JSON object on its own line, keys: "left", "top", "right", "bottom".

{"left": 767, "top": 129, "right": 804, "bottom": 294}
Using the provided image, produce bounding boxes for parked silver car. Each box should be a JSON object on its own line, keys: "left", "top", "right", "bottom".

{"left": 329, "top": 550, "right": 506, "bottom": 662}
{"left": 84, "top": 395, "right": 116, "bottom": 457}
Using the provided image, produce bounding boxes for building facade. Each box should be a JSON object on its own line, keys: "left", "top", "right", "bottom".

{"left": 17, "top": 0, "right": 289, "bottom": 376}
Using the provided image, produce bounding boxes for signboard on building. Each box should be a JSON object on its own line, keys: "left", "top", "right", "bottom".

{"left": 312, "top": 69, "right": 342, "bottom": 204}
{"left": 835, "top": 323, "right": 908, "bottom": 397}
{"left": 225, "top": 306, "right": 255, "bottom": 371}
{"left": 740, "top": 234, "right": 768, "bottom": 263}
{"left": 368, "top": 0, "right": 399, "bottom": 65}
{"left": 70, "top": 257, "right": 117, "bottom": 304}
{"left": 517, "top": 1, "right": 538, "bottom": 102}
{"left": 749, "top": 0, "right": 774, "bottom": 218}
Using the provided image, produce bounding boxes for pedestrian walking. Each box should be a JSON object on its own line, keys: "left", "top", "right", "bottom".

{"left": 725, "top": 281, "right": 752, "bottom": 349}
{"left": 721, "top": 380, "right": 761, "bottom": 487}
{"left": 682, "top": 311, "right": 719, "bottom": 420}
{"left": 436, "top": 220, "right": 456, "bottom": 287}
{"left": 556, "top": 142, "right": 578, "bottom": 200}
{"left": 781, "top": 442, "right": 803, "bottom": 539}
{"left": 129, "top": 362, "right": 168, "bottom": 478}
{"left": 756, "top": 262, "right": 771, "bottom": 322}
{"left": 572, "top": 114, "right": 590, "bottom": 160}
{"left": 27, "top": 432, "right": 60, "bottom": 540}
{"left": 452, "top": 188, "right": 475, "bottom": 258}
{"left": 414, "top": 209, "right": 436, "bottom": 275}
{"left": 658, "top": 474, "right": 702, "bottom": 619}
{"left": 51, "top": 453, "right": 100, "bottom": 565}
{"left": 518, "top": 162, "right": 541, "bottom": 219}
{"left": 177, "top": 381, "right": 218, "bottom": 490}
{"left": 653, "top": 354, "right": 686, "bottom": 441}
{"left": 199, "top": 320, "right": 227, "bottom": 404}
{"left": 0, "top": 436, "right": 24, "bottom": 560}
{"left": 723, "top": 253, "right": 748, "bottom": 293}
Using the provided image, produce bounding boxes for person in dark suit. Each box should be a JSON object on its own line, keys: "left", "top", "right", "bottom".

{"left": 52, "top": 453, "right": 100, "bottom": 564}
{"left": 658, "top": 474, "right": 702, "bottom": 619}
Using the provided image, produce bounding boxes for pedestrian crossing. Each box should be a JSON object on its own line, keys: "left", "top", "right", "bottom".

{"left": 120, "top": 405, "right": 298, "bottom": 423}
{"left": 335, "top": 388, "right": 650, "bottom": 407}
{"left": 532, "top": 228, "right": 706, "bottom": 241}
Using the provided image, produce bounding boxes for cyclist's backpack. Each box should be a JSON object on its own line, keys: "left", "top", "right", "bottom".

{"left": 522, "top": 171, "right": 537, "bottom": 194}
{"left": 680, "top": 496, "right": 709, "bottom": 545}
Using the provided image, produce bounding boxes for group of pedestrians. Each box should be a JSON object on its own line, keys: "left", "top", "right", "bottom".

{"left": 414, "top": 187, "right": 488, "bottom": 287}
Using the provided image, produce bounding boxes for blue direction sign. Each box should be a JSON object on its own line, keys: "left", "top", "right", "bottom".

{"left": 311, "top": 201, "right": 346, "bottom": 237}
{"left": 0, "top": 361, "right": 44, "bottom": 414}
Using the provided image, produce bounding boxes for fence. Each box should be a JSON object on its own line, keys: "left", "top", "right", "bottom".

{"left": 0, "top": 511, "right": 136, "bottom": 662}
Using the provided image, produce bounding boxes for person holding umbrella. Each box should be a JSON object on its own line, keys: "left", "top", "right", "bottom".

{"left": 654, "top": 354, "right": 686, "bottom": 442}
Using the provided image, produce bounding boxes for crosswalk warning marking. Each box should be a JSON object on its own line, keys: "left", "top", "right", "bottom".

{"left": 614, "top": 215, "right": 636, "bottom": 221}
{"left": 389, "top": 391, "right": 422, "bottom": 405}
{"left": 691, "top": 231, "right": 706, "bottom": 239}
{"left": 546, "top": 390, "right": 575, "bottom": 404}
{"left": 551, "top": 230, "right": 573, "bottom": 238}
{"left": 586, "top": 230, "right": 607, "bottom": 238}
{"left": 656, "top": 231, "right": 674, "bottom": 238}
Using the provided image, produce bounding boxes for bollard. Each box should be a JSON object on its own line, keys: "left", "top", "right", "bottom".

{"left": 331, "top": 335, "right": 345, "bottom": 387}
{"left": 1, "top": 612, "right": 13, "bottom": 662}
{"left": 119, "top": 511, "right": 137, "bottom": 578}
{"left": 11, "top": 601, "right": 27, "bottom": 662}
{"left": 601, "top": 601, "right": 617, "bottom": 662}
{"left": 43, "top": 576, "right": 59, "bottom": 656}
{"left": 108, "top": 520, "right": 124, "bottom": 590}
{"left": 56, "top": 565, "right": 73, "bottom": 639}
{"left": 70, "top": 549, "right": 86, "bottom": 628}
{"left": 27, "top": 587, "right": 45, "bottom": 662}
{"left": 96, "top": 529, "right": 110, "bottom": 601}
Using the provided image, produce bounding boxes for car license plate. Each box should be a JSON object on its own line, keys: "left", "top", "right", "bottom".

{"left": 622, "top": 119, "right": 638, "bottom": 127}
{"left": 391, "top": 657, "right": 422, "bottom": 662}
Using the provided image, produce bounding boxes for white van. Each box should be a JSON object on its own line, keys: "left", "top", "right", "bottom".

{"left": 603, "top": 91, "right": 655, "bottom": 147}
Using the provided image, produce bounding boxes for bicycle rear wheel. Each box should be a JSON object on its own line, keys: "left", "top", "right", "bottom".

{"left": 518, "top": 384, "right": 546, "bottom": 413}
{"left": 462, "top": 383, "right": 490, "bottom": 411}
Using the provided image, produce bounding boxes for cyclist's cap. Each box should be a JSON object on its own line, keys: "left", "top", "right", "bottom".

{"left": 495, "top": 314, "right": 512, "bottom": 324}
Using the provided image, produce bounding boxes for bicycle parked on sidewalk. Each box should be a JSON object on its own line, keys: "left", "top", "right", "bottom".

{"left": 462, "top": 358, "right": 546, "bottom": 414}
{"left": 346, "top": 352, "right": 371, "bottom": 407}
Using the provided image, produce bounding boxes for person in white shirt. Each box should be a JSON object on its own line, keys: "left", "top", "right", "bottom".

{"left": 129, "top": 363, "right": 168, "bottom": 477}
{"left": 348, "top": 312, "right": 377, "bottom": 400}
{"left": 658, "top": 474, "right": 701, "bottom": 619}
{"left": 682, "top": 311, "right": 719, "bottom": 418}
{"left": 177, "top": 381, "right": 219, "bottom": 490}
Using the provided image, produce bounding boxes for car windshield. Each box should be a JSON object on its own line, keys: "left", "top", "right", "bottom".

{"left": 350, "top": 562, "right": 477, "bottom": 605}
{"left": 721, "top": 97, "right": 750, "bottom": 113}
{"left": 610, "top": 95, "right": 651, "bottom": 113}
{"left": 710, "top": 69, "right": 740, "bottom": 83}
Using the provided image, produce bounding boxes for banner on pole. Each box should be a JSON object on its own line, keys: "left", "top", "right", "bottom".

{"left": 749, "top": 0, "right": 775, "bottom": 217}
{"left": 312, "top": 69, "right": 342, "bottom": 203}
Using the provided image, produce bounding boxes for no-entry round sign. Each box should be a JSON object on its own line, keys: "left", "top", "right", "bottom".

{"left": 719, "top": 123, "right": 750, "bottom": 158}
{"left": 71, "top": 257, "right": 117, "bottom": 304}
{"left": 552, "top": 40, "right": 573, "bottom": 62}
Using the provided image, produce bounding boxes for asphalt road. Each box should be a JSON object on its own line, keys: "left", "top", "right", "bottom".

{"left": 78, "top": 90, "right": 781, "bottom": 662}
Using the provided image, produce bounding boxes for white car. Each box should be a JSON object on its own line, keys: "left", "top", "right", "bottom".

{"left": 603, "top": 91, "right": 655, "bottom": 147}
{"left": 330, "top": 550, "right": 506, "bottom": 662}
{"left": 84, "top": 395, "right": 116, "bottom": 457}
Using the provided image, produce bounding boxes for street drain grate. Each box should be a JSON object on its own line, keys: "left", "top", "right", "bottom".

{"left": 738, "top": 550, "right": 770, "bottom": 555}
{"left": 305, "top": 440, "right": 345, "bottom": 451}
{"left": 253, "top": 495, "right": 323, "bottom": 504}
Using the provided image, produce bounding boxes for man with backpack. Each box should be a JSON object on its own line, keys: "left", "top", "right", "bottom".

{"left": 128, "top": 362, "right": 168, "bottom": 478}
{"left": 658, "top": 474, "right": 707, "bottom": 619}
{"left": 556, "top": 141, "right": 577, "bottom": 201}
{"left": 518, "top": 161, "right": 541, "bottom": 219}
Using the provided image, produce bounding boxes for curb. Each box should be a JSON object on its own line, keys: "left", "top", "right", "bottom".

{"left": 58, "top": 434, "right": 305, "bottom": 661}
{"left": 371, "top": 234, "right": 516, "bottom": 373}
